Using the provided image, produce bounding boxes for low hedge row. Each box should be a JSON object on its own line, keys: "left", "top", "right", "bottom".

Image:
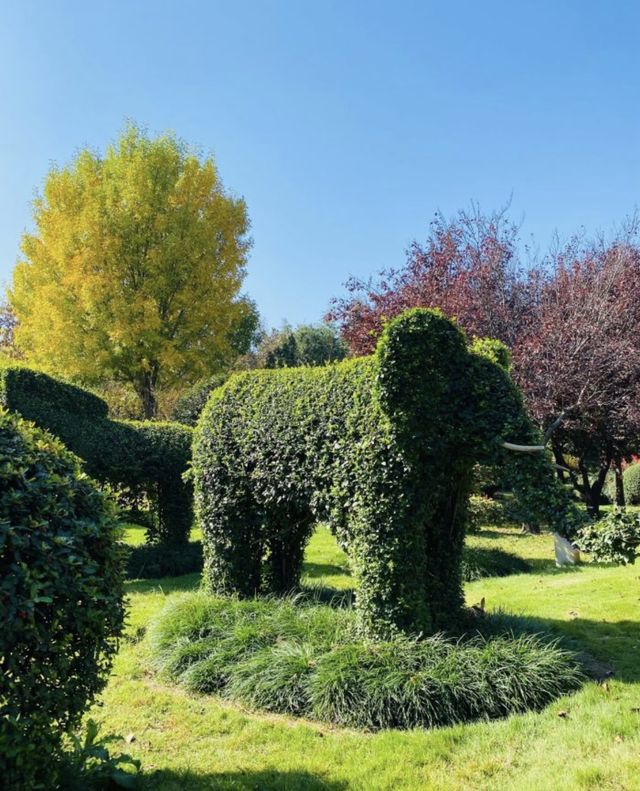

{"left": 0, "top": 362, "right": 193, "bottom": 545}
{"left": 149, "top": 593, "right": 583, "bottom": 731}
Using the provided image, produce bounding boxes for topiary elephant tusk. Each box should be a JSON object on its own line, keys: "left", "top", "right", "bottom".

{"left": 501, "top": 441, "right": 546, "bottom": 453}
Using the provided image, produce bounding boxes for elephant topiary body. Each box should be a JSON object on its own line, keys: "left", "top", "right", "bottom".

{"left": 194, "top": 309, "right": 563, "bottom": 637}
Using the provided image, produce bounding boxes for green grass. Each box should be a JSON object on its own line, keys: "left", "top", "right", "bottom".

{"left": 93, "top": 525, "right": 640, "bottom": 790}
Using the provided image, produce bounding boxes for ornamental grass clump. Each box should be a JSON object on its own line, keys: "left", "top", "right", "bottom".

{"left": 149, "top": 593, "right": 583, "bottom": 731}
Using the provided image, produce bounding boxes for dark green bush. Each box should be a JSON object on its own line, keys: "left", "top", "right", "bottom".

{"left": 622, "top": 463, "right": 640, "bottom": 505}
{"left": 466, "top": 495, "right": 508, "bottom": 533}
{"left": 150, "top": 593, "right": 583, "bottom": 731}
{"left": 0, "top": 409, "right": 125, "bottom": 790}
{"left": 194, "top": 308, "right": 569, "bottom": 637}
{"left": 171, "top": 373, "right": 228, "bottom": 426}
{"left": 575, "top": 507, "right": 640, "bottom": 565}
{"left": 0, "top": 363, "right": 193, "bottom": 545}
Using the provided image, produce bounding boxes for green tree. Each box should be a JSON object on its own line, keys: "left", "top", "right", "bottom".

{"left": 255, "top": 323, "right": 347, "bottom": 368}
{"left": 10, "top": 124, "right": 251, "bottom": 418}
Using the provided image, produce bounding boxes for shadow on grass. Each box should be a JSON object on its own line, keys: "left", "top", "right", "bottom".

{"left": 478, "top": 610, "right": 640, "bottom": 683}
{"left": 298, "top": 584, "right": 355, "bottom": 607}
{"left": 143, "top": 768, "right": 347, "bottom": 790}
{"left": 302, "top": 561, "right": 352, "bottom": 579}
{"left": 126, "top": 572, "right": 202, "bottom": 596}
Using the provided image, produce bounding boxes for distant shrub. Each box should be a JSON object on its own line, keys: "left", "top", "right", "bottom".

{"left": 150, "top": 593, "right": 583, "bottom": 731}
{"left": 466, "top": 495, "right": 508, "bottom": 532}
{"left": 575, "top": 508, "right": 640, "bottom": 565}
{"left": 622, "top": 463, "right": 640, "bottom": 505}
{"left": 0, "top": 410, "right": 125, "bottom": 790}
{"left": 171, "top": 374, "right": 228, "bottom": 426}
{"left": 0, "top": 363, "right": 193, "bottom": 546}
{"left": 461, "top": 546, "right": 531, "bottom": 581}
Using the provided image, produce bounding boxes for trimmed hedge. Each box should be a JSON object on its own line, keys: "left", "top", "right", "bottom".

{"left": 150, "top": 593, "right": 583, "bottom": 731}
{"left": 0, "top": 363, "right": 193, "bottom": 545}
{"left": 194, "top": 308, "right": 568, "bottom": 638}
{"left": 0, "top": 409, "right": 125, "bottom": 789}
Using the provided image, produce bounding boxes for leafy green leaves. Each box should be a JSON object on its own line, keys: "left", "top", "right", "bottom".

{"left": 0, "top": 409, "right": 125, "bottom": 789}
{"left": 575, "top": 508, "right": 640, "bottom": 565}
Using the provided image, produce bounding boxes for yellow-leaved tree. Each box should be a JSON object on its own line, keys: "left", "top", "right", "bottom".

{"left": 10, "top": 125, "right": 253, "bottom": 417}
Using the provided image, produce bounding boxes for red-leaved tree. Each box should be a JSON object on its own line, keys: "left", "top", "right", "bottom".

{"left": 329, "top": 208, "right": 640, "bottom": 515}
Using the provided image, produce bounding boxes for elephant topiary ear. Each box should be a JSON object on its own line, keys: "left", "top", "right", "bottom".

{"left": 374, "top": 308, "right": 470, "bottom": 437}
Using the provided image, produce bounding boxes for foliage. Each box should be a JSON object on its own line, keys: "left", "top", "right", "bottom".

{"left": 466, "top": 494, "right": 508, "bottom": 533}
{"left": 514, "top": 233, "right": 640, "bottom": 515}
{"left": 149, "top": 592, "right": 582, "bottom": 731}
{"left": 461, "top": 545, "right": 531, "bottom": 581}
{"left": 194, "top": 308, "right": 568, "bottom": 637}
{"left": 0, "top": 361, "right": 193, "bottom": 545}
{"left": 10, "top": 123, "right": 252, "bottom": 417}
{"left": 328, "top": 207, "right": 640, "bottom": 517}
{"left": 622, "top": 462, "right": 640, "bottom": 505}
{"left": 575, "top": 508, "right": 640, "bottom": 565}
{"left": 58, "top": 719, "right": 140, "bottom": 790}
{"left": 0, "top": 409, "right": 125, "bottom": 790}
{"left": 171, "top": 374, "right": 228, "bottom": 426}
{"left": 254, "top": 323, "right": 348, "bottom": 369}
{"left": 327, "top": 206, "right": 528, "bottom": 354}
{"left": 0, "top": 300, "right": 19, "bottom": 357}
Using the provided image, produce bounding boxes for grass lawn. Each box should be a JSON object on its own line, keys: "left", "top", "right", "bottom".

{"left": 97, "top": 525, "right": 640, "bottom": 790}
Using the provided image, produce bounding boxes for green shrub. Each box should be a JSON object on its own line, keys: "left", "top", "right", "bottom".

{"left": 461, "top": 546, "right": 531, "bottom": 581}
{"left": 0, "top": 362, "right": 193, "bottom": 546}
{"left": 172, "top": 374, "right": 228, "bottom": 426}
{"left": 194, "top": 308, "right": 569, "bottom": 637}
{"left": 622, "top": 463, "right": 640, "bottom": 505}
{"left": 466, "top": 495, "right": 508, "bottom": 532}
{"left": 575, "top": 508, "right": 640, "bottom": 564}
{"left": 150, "top": 593, "right": 583, "bottom": 731}
{"left": 0, "top": 410, "right": 125, "bottom": 790}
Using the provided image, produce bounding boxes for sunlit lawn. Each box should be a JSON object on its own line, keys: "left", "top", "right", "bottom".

{"left": 96, "top": 525, "right": 640, "bottom": 790}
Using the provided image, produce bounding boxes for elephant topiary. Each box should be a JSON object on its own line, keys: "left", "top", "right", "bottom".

{"left": 193, "top": 308, "right": 567, "bottom": 638}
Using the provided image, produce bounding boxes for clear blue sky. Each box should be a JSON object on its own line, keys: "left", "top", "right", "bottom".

{"left": 1, "top": 1, "right": 638, "bottom": 327}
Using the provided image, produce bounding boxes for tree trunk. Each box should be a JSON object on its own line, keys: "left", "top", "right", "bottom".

{"left": 579, "top": 459, "right": 610, "bottom": 519}
{"left": 614, "top": 457, "right": 625, "bottom": 506}
{"left": 136, "top": 367, "right": 159, "bottom": 419}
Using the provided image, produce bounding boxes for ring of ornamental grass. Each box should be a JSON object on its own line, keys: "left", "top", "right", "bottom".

{"left": 149, "top": 594, "right": 583, "bottom": 731}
